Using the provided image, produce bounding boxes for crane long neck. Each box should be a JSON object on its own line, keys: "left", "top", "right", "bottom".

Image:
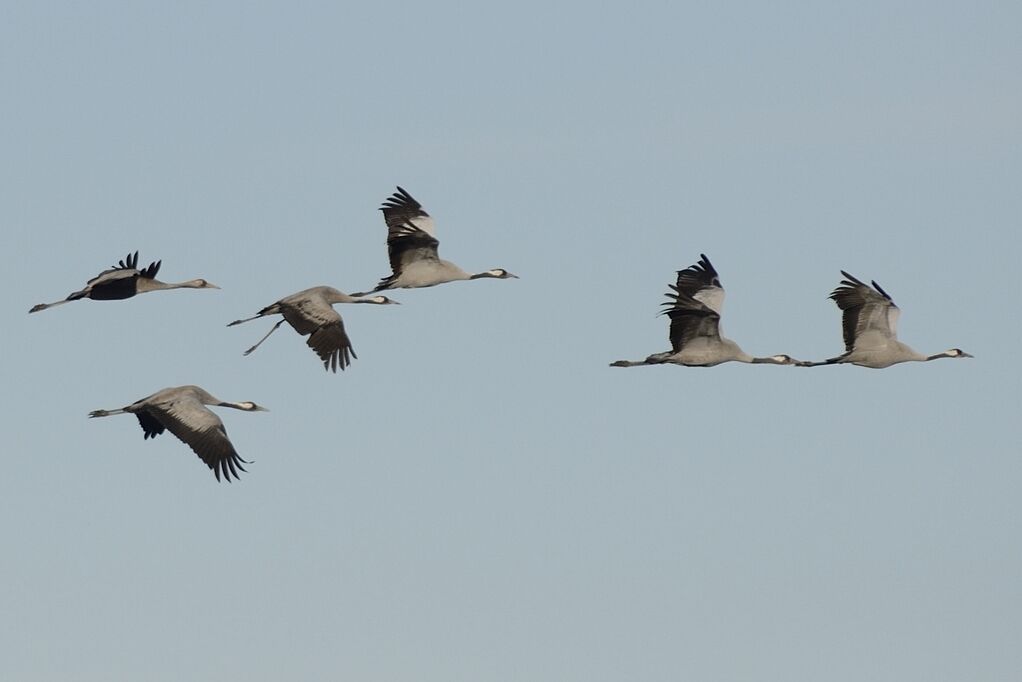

{"left": 140, "top": 279, "right": 209, "bottom": 292}
{"left": 324, "top": 291, "right": 379, "bottom": 304}
{"left": 142, "top": 279, "right": 185, "bottom": 292}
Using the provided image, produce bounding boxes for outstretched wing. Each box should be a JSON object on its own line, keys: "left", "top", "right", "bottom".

{"left": 74, "top": 251, "right": 159, "bottom": 303}
{"left": 280, "top": 298, "right": 357, "bottom": 372}
{"left": 380, "top": 186, "right": 441, "bottom": 275}
{"left": 84, "top": 251, "right": 143, "bottom": 288}
{"left": 830, "top": 271, "right": 899, "bottom": 351}
{"left": 145, "top": 396, "right": 249, "bottom": 482}
{"left": 674, "top": 254, "right": 725, "bottom": 314}
{"left": 381, "top": 186, "right": 436, "bottom": 237}
{"left": 306, "top": 322, "right": 357, "bottom": 372}
{"left": 662, "top": 285, "right": 721, "bottom": 353}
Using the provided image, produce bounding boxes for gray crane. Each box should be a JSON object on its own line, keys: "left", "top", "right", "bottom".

{"left": 351, "top": 186, "right": 517, "bottom": 296}
{"left": 29, "top": 251, "right": 219, "bottom": 313}
{"left": 799, "top": 271, "right": 972, "bottom": 368}
{"left": 88, "top": 385, "right": 267, "bottom": 482}
{"left": 228, "top": 286, "right": 399, "bottom": 372}
{"left": 611, "top": 254, "right": 800, "bottom": 368}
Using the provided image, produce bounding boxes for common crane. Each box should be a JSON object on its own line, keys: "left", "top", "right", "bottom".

{"left": 29, "top": 251, "right": 218, "bottom": 313}
{"left": 351, "top": 186, "right": 517, "bottom": 295}
{"left": 798, "top": 271, "right": 972, "bottom": 369}
{"left": 88, "top": 385, "right": 267, "bottom": 482}
{"left": 228, "top": 286, "right": 399, "bottom": 372}
{"left": 610, "top": 254, "right": 800, "bottom": 368}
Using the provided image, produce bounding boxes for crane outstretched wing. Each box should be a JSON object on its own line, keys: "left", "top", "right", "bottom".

{"left": 280, "top": 298, "right": 356, "bottom": 372}
{"left": 830, "top": 271, "right": 900, "bottom": 351}
{"left": 662, "top": 286, "right": 721, "bottom": 353}
{"left": 380, "top": 187, "right": 441, "bottom": 274}
{"left": 144, "top": 397, "right": 249, "bottom": 482}
{"left": 674, "top": 254, "right": 725, "bottom": 314}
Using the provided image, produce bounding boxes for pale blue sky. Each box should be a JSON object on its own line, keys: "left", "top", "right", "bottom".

{"left": 2, "top": 2, "right": 1019, "bottom": 680}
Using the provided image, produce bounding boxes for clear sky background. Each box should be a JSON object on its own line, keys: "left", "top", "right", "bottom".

{"left": 2, "top": 2, "right": 1019, "bottom": 680}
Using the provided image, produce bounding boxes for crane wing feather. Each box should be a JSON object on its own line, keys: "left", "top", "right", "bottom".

{"left": 381, "top": 186, "right": 437, "bottom": 237}
{"left": 306, "top": 322, "right": 356, "bottom": 372}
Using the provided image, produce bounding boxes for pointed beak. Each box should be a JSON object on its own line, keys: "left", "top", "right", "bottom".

{"left": 508, "top": 273, "right": 520, "bottom": 279}
{"left": 206, "top": 282, "right": 221, "bottom": 290}
{"left": 961, "top": 351, "right": 974, "bottom": 358}
{"left": 255, "top": 405, "right": 270, "bottom": 412}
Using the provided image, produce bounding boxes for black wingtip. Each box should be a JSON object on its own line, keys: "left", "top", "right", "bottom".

{"left": 871, "top": 279, "right": 892, "bottom": 300}
{"left": 381, "top": 185, "right": 422, "bottom": 211}
{"left": 839, "top": 270, "right": 865, "bottom": 285}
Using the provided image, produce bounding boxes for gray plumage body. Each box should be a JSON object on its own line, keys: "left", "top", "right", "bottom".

{"left": 88, "top": 385, "right": 267, "bottom": 482}
{"left": 611, "top": 254, "right": 799, "bottom": 368}
{"left": 29, "top": 251, "right": 218, "bottom": 313}
{"left": 228, "top": 286, "right": 398, "bottom": 372}
{"left": 351, "top": 186, "right": 517, "bottom": 295}
{"left": 800, "top": 271, "right": 972, "bottom": 369}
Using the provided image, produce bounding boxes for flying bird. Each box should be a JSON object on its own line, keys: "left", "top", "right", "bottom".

{"left": 798, "top": 271, "right": 972, "bottom": 368}
{"left": 228, "top": 286, "right": 399, "bottom": 372}
{"left": 29, "top": 251, "right": 219, "bottom": 313}
{"left": 610, "top": 254, "right": 800, "bottom": 368}
{"left": 351, "top": 186, "right": 517, "bottom": 296}
{"left": 88, "top": 385, "right": 267, "bottom": 482}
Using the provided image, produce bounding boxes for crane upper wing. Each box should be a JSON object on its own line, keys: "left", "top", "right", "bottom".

{"left": 381, "top": 186, "right": 436, "bottom": 237}
{"left": 85, "top": 251, "right": 141, "bottom": 288}
{"left": 280, "top": 299, "right": 356, "bottom": 372}
{"left": 662, "top": 285, "right": 722, "bottom": 353}
{"left": 145, "top": 396, "right": 248, "bottom": 482}
{"left": 830, "top": 272, "right": 899, "bottom": 351}
{"left": 306, "top": 322, "right": 356, "bottom": 372}
{"left": 674, "top": 254, "right": 725, "bottom": 315}
{"left": 380, "top": 187, "right": 440, "bottom": 273}
{"left": 85, "top": 251, "right": 162, "bottom": 288}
